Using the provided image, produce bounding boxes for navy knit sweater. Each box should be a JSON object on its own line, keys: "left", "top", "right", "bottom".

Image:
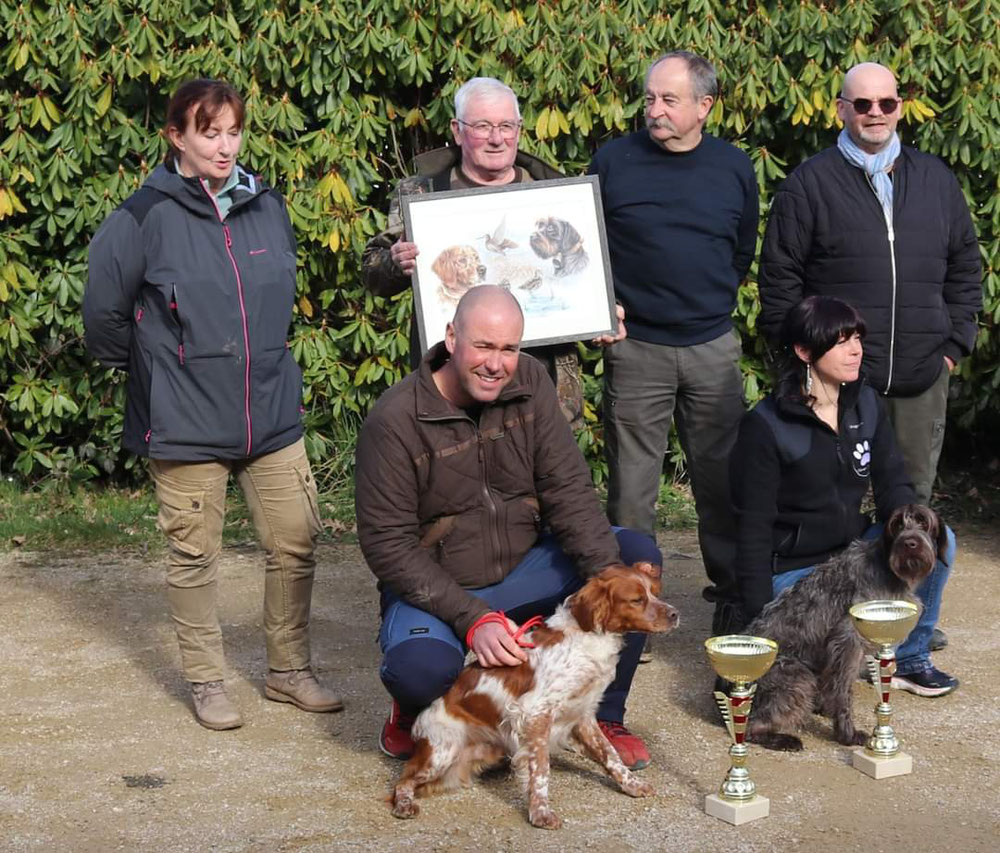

{"left": 589, "top": 131, "right": 758, "bottom": 346}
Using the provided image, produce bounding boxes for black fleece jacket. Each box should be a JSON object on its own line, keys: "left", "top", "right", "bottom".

{"left": 730, "top": 380, "right": 915, "bottom": 620}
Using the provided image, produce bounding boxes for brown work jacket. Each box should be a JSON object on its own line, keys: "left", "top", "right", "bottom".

{"left": 355, "top": 343, "right": 620, "bottom": 637}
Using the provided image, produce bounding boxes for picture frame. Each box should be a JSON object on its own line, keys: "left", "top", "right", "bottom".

{"left": 401, "top": 175, "right": 617, "bottom": 352}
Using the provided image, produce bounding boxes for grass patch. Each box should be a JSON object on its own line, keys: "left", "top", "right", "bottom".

{"left": 0, "top": 475, "right": 359, "bottom": 554}
{"left": 594, "top": 477, "right": 698, "bottom": 532}
{"left": 655, "top": 479, "right": 698, "bottom": 530}
{"left": 0, "top": 479, "right": 161, "bottom": 552}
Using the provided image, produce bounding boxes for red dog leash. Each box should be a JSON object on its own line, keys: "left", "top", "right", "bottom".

{"left": 465, "top": 611, "right": 545, "bottom": 650}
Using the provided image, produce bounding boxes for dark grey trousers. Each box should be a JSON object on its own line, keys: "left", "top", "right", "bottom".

{"left": 884, "top": 361, "right": 950, "bottom": 506}
{"left": 603, "top": 332, "right": 746, "bottom": 599}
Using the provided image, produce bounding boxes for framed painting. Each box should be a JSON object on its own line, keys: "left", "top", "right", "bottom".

{"left": 401, "top": 175, "right": 617, "bottom": 352}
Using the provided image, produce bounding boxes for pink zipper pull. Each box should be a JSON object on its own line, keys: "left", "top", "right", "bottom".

{"left": 223, "top": 224, "right": 232, "bottom": 248}
{"left": 144, "top": 429, "right": 151, "bottom": 443}
{"left": 178, "top": 343, "right": 185, "bottom": 365}
{"left": 136, "top": 308, "right": 144, "bottom": 322}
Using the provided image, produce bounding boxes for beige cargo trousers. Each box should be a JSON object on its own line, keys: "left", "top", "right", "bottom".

{"left": 148, "top": 438, "right": 321, "bottom": 683}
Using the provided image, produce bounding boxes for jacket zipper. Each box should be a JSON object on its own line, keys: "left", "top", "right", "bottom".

{"left": 865, "top": 172, "right": 898, "bottom": 394}
{"left": 834, "top": 435, "right": 848, "bottom": 541}
{"left": 170, "top": 285, "right": 185, "bottom": 365}
{"left": 417, "top": 408, "right": 513, "bottom": 582}
{"left": 805, "top": 405, "right": 852, "bottom": 545}
{"left": 477, "top": 429, "right": 506, "bottom": 581}
{"left": 202, "top": 182, "right": 254, "bottom": 457}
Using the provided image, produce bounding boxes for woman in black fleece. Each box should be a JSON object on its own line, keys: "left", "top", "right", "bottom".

{"left": 729, "top": 296, "right": 957, "bottom": 697}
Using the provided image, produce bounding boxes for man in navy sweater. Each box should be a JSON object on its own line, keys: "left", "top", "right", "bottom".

{"left": 589, "top": 51, "right": 758, "bottom": 633}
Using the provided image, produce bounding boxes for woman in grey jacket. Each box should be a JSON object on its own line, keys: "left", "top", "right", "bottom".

{"left": 84, "top": 79, "right": 341, "bottom": 730}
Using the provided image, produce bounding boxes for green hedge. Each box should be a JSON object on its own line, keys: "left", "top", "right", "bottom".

{"left": 2, "top": 0, "right": 998, "bottom": 485}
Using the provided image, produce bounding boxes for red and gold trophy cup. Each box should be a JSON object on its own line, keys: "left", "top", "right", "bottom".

{"left": 704, "top": 635, "right": 778, "bottom": 825}
{"left": 849, "top": 599, "right": 921, "bottom": 778}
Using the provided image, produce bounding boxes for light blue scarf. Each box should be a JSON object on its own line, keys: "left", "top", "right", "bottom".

{"left": 836, "top": 129, "right": 900, "bottom": 223}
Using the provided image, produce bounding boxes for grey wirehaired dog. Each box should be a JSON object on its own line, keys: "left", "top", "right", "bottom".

{"left": 529, "top": 217, "right": 589, "bottom": 276}
{"left": 746, "top": 504, "right": 947, "bottom": 751}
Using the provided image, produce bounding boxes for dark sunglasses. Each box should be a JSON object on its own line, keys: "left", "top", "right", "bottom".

{"left": 839, "top": 96, "right": 900, "bottom": 115}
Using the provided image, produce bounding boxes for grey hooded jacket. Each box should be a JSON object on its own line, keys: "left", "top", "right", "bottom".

{"left": 84, "top": 162, "right": 303, "bottom": 460}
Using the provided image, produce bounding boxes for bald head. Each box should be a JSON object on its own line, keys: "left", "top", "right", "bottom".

{"left": 837, "top": 62, "right": 901, "bottom": 154}
{"left": 435, "top": 285, "right": 524, "bottom": 408}
{"left": 842, "top": 63, "right": 897, "bottom": 99}
{"left": 452, "top": 285, "right": 524, "bottom": 337}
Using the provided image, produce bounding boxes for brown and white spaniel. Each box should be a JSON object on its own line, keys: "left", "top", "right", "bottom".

{"left": 389, "top": 562, "right": 679, "bottom": 829}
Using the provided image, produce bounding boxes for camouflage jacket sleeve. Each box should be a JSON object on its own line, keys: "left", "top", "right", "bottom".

{"left": 361, "top": 173, "right": 436, "bottom": 297}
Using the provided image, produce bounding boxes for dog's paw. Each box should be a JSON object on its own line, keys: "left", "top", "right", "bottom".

{"left": 621, "top": 777, "right": 656, "bottom": 798}
{"left": 529, "top": 807, "right": 563, "bottom": 830}
{"left": 752, "top": 731, "right": 804, "bottom": 752}
{"left": 842, "top": 728, "right": 868, "bottom": 747}
{"left": 832, "top": 721, "right": 868, "bottom": 746}
{"left": 391, "top": 796, "right": 419, "bottom": 819}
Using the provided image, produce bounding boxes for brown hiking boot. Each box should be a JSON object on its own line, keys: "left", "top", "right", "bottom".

{"left": 190, "top": 681, "right": 242, "bottom": 731}
{"left": 265, "top": 668, "right": 344, "bottom": 712}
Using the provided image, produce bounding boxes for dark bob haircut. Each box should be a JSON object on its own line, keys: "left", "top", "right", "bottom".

{"left": 775, "top": 295, "right": 867, "bottom": 403}
{"left": 164, "top": 79, "right": 245, "bottom": 162}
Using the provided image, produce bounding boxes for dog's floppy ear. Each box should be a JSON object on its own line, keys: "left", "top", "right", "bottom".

{"left": 569, "top": 575, "right": 612, "bottom": 633}
{"left": 632, "top": 561, "right": 662, "bottom": 595}
{"left": 561, "top": 220, "right": 582, "bottom": 248}
{"left": 883, "top": 505, "right": 906, "bottom": 551}
{"left": 932, "top": 510, "right": 950, "bottom": 562}
{"left": 632, "top": 561, "right": 661, "bottom": 580}
{"left": 431, "top": 251, "right": 452, "bottom": 283}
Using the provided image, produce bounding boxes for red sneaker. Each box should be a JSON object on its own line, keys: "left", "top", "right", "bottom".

{"left": 379, "top": 700, "right": 416, "bottom": 759}
{"left": 598, "top": 719, "right": 651, "bottom": 770}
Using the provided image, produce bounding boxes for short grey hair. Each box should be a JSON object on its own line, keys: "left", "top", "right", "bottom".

{"left": 645, "top": 51, "right": 718, "bottom": 101}
{"left": 453, "top": 77, "right": 521, "bottom": 121}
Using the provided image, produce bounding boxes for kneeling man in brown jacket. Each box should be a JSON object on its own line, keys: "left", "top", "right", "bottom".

{"left": 355, "top": 286, "right": 662, "bottom": 770}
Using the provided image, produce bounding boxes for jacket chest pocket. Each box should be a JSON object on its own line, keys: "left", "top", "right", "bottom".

{"left": 165, "top": 281, "right": 241, "bottom": 359}
{"left": 240, "top": 248, "right": 297, "bottom": 350}
{"left": 483, "top": 427, "right": 534, "bottom": 495}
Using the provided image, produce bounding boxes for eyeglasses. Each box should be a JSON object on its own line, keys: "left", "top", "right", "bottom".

{"left": 838, "top": 96, "right": 900, "bottom": 115}
{"left": 456, "top": 119, "right": 522, "bottom": 140}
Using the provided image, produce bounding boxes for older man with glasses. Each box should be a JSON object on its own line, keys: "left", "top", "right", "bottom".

{"left": 757, "top": 62, "right": 981, "bottom": 690}
{"left": 362, "top": 76, "right": 604, "bottom": 427}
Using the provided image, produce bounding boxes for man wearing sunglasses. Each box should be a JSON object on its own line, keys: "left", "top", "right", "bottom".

{"left": 757, "top": 62, "right": 981, "bottom": 691}
{"left": 362, "top": 77, "right": 622, "bottom": 429}
{"left": 759, "top": 62, "right": 980, "bottom": 508}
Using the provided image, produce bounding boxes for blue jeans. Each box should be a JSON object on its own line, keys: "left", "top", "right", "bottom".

{"left": 378, "top": 528, "right": 661, "bottom": 723}
{"left": 771, "top": 523, "right": 955, "bottom": 675}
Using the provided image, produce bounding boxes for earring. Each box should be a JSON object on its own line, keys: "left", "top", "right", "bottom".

{"left": 805, "top": 363, "right": 813, "bottom": 396}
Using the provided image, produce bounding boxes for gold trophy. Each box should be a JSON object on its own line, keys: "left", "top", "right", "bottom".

{"left": 704, "top": 635, "right": 778, "bottom": 825}
{"left": 849, "top": 599, "right": 921, "bottom": 779}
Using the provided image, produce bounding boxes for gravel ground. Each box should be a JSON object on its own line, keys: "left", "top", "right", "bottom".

{"left": 0, "top": 525, "right": 998, "bottom": 852}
